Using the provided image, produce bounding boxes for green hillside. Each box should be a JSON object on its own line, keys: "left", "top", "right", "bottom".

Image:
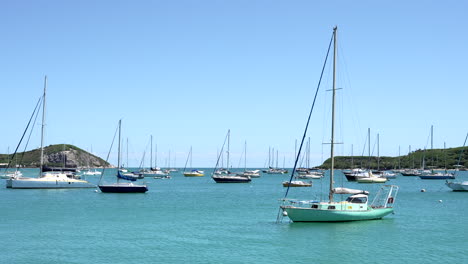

{"left": 320, "top": 146, "right": 468, "bottom": 170}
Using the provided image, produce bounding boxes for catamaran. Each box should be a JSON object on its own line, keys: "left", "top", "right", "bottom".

{"left": 6, "top": 76, "right": 95, "bottom": 189}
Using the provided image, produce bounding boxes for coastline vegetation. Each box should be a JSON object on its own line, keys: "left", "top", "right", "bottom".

{"left": 320, "top": 146, "right": 468, "bottom": 170}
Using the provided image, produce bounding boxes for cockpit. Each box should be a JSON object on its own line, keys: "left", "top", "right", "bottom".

{"left": 346, "top": 194, "right": 368, "bottom": 204}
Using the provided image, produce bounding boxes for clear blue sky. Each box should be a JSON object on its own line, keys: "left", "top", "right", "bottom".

{"left": 1, "top": 0, "right": 467, "bottom": 168}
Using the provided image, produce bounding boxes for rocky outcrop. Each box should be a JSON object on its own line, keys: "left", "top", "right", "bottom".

{"left": 0, "top": 144, "right": 110, "bottom": 168}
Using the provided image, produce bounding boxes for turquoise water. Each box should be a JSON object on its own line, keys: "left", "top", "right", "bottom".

{"left": 1, "top": 169, "right": 467, "bottom": 263}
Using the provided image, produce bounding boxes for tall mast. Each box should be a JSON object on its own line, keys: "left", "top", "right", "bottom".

{"left": 398, "top": 145, "right": 401, "bottom": 169}
{"left": 227, "top": 129, "right": 230, "bottom": 170}
{"left": 377, "top": 133, "right": 380, "bottom": 170}
{"left": 329, "top": 26, "right": 337, "bottom": 202}
{"left": 244, "top": 140, "right": 247, "bottom": 171}
{"left": 150, "top": 135, "right": 153, "bottom": 169}
{"left": 118, "top": 120, "right": 121, "bottom": 169}
{"left": 268, "top": 146, "right": 271, "bottom": 168}
{"left": 276, "top": 150, "right": 279, "bottom": 168}
{"left": 40, "top": 76, "right": 47, "bottom": 176}
{"left": 431, "top": 125, "right": 433, "bottom": 150}
{"left": 155, "top": 144, "right": 158, "bottom": 167}
{"left": 306, "top": 137, "right": 310, "bottom": 168}
{"left": 368, "top": 128, "right": 371, "bottom": 169}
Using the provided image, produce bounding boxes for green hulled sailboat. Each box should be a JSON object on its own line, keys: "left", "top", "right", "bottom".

{"left": 279, "top": 27, "right": 398, "bottom": 222}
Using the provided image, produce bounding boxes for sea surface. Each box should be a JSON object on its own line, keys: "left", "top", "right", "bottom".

{"left": 1, "top": 169, "right": 467, "bottom": 264}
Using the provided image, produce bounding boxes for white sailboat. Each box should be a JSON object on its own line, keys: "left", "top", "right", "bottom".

{"left": 6, "top": 76, "right": 95, "bottom": 189}
{"left": 236, "top": 141, "right": 260, "bottom": 178}
{"left": 446, "top": 132, "right": 468, "bottom": 191}
{"left": 446, "top": 181, "right": 468, "bottom": 191}
{"left": 183, "top": 146, "right": 204, "bottom": 177}
{"left": 279, "top": 27, "right": 398, "bottom": 222}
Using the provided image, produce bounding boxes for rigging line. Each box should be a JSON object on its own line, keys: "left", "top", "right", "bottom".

{"left": 284, "top": 32, "right": 334, "bottom": 198}
{"left": 98, "top": 120, "right": 120, "bottom": 185}
{"left": 19, "top": 97, "right": 43, "bottom": 166}
{"left": 213, "top": 130, "right": 229, "bottom": 173}
{"left": 3, "top": 96, "right": 43, "bottom": 173}
{"left": 360, "top": 132, "right": 368, "bottom": 168}
{"left": 237, "top": 144, "right": 245, "bottom": 169}
{"left": 456, "top": 132, "right": 468, "bottom": 167}
{"left": 138, "top": 151, "right": 146, "bottom": 169}
{"left": 182, "top": 147, "right": 191, "bottom": 172}
{"left": 139, "top": 137, "right": 152, "bottom": 169}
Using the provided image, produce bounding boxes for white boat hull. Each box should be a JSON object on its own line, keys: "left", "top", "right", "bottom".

{"left": 356, "top": 177, "right": 387, "bottom": 183}
{"left": 446, "top": 181, "right": 468, "bottom": 191}
{"left": 6, "top": 177, "right": 95, "bottom": 189}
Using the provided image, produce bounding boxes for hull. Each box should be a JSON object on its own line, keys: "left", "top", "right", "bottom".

{"left": 345, "top": 175, "right": 358, "bottom": 181}
{"left": 282, "top": 206, "right": 394, "bottom": 222}
{"left": 212, "top": 176, "right": 251, "bottom": 183}
{"left": 98, "top": 184, "right": 148, "bottom": 193}
{"left": 419, "top": 175, "right": 455, "bottom": 180}
{"left": 183, "top": 173, "right": 204, "bottom": 177}
{"left": 400, "top": 173, "right": 419, "bottom": 176}
{"left": 446, "top": 181, "right": 468, "bottom": 191}
{"left": 6, "top": 177, "right": 95, "bottom": 189}
{"left": 356, "top": 178, "right": 387, "bottom": 183}
{"left": 283, "top": 181, "right": 312, "bottom": 187}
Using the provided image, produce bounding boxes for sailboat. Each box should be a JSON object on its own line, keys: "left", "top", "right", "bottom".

{"left": 279, "top": 27, "right": 398, "bottom": 222}
{"left": 419, "top": 126, "right": 455, "bottom": 180}
{"left": 137, "top": 136, "right": 171, "bottom": 179}
{"left": 183, "top": 146, "right": 204, "bottom": 177}
{"left": 297, "top": 138, "right": 323, "bottom": 179}
{"left": 81, "top": 147, "right": 102, "bottom": 176}
{"left": 212, "top": 130, "right": 251, "bottom": 183}
{"left": 236, "top": 141, "right": 260, "bottom": 178}
{"left": 98, "top": 120, "right": 148, "bottom": 193}
{"left": 356, "top": 130, "right": 387, "bottom": 183}
{"left": 447, "top": 132, "right": 468, "bottom": 191}
{"left": 6, "top": 77, "right": 95, "bottom": 189}
{"left": 263, "top": 148, "right": 288, "bottom": 174}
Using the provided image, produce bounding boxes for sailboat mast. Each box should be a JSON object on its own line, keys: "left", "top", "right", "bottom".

{"left": 118, "top": 120, "right": 121, "bottom": 169}
{"left": 431, "top": 125, "right": 433, "bottom": 150}
{"left": 276, "top": 150, "right": 279, "bottom": 168}
{"left": 398, "top": 145, "right": 401, "bottom": 169}
{"left": 227, "top": 129, "right": 230, "bottom": 170}
{"left": 40, "top": 76, "right": 47, "bottom": 176}
{"left": 368, "top": 128, "right": 371, "bottom": 169}
{"left": 377, "top": 133, "right": 380, "bottom": 170}
{"left": 329, "top": 26, "right": 337, "bottom": 202}
{"left": 244, "top": 140, "right": 247, "bottom": 171}
{"left": 268, "top": 147, "right": 271, "bottom": 168}
{"left": 150, "top": 135, "right": 153, "bottom": 169}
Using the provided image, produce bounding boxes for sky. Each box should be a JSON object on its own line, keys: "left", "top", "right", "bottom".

{"left": 1, "top": 0, "right": 467, "bottom": 168}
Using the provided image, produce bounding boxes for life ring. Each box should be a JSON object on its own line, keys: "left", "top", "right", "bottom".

{"left": 387, "top": 197, "right": 394, "bottom": 203}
